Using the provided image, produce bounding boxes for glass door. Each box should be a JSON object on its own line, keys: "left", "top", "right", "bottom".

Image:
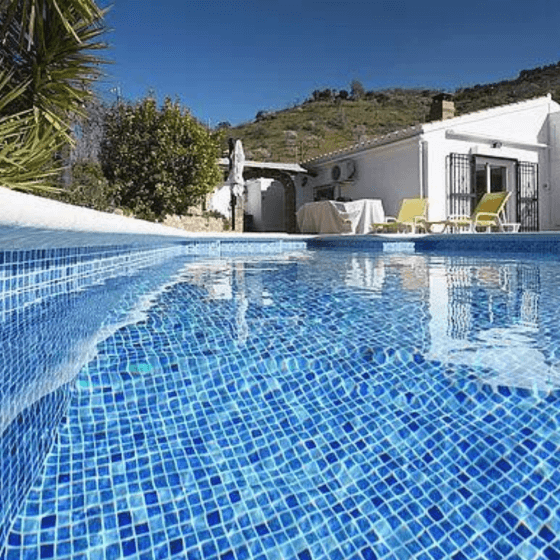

{"left": 474, "top": 156, "right": 516, "bottom": 220}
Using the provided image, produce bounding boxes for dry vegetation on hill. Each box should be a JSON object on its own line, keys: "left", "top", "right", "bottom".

{"left": 224, "top": 62, "right": 560, "bottom": 163}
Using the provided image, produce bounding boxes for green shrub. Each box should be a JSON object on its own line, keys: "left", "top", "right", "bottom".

{"left": 100, "top": 96, "right": 223, "bottom": 221}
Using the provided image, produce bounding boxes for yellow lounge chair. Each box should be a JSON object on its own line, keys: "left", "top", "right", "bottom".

{"left": 370, "top": 198, "right": 428, "bottom": 233}
{"left": 441, "top": 191, "right": 517, "bottom": 233}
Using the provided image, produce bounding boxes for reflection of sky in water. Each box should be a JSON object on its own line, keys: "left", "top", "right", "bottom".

{"left": 184, "top": 251, "right": 559, "bottom": 393}
{"left": 425, "top": 255, "right": 558, "bottom": 392}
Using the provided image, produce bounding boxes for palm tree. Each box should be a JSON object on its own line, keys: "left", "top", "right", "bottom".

{"left": 0, "top": 0, "right": 109, "bottom": 192}
{"left": 0, "top": 72, "right": 65, "bottom": 192}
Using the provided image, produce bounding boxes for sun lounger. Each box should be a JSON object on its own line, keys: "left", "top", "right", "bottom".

{"left": 370, "top": 198, "right": 428, "bottom": 233}
{"left": 428, "top": 191, "right": 519, "bottom": 233}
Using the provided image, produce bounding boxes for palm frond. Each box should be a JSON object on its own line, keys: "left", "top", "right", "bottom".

{"left": 0, "top": 0, "right": 109, "bottom": 193}
{"left": 1, "top": 0, "right": 106, "bottom": 48}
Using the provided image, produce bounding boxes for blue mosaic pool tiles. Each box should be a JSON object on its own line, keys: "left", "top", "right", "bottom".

{"left": 0, "top": 387, "right": 69, "bottom": 560}
{"left": 382, "top": 241, "right": 415, "bottom": 253}
{"left": 414, "top": 233, "right": 560, "bottom": 255}
{"left": 183, "top": 240, "right": 222, "bottom": 257}
{"left": 181, "top": 238, "right": 307, "bottom": 257}
{"left": 0, "top": 244, "right": 184, "bottom": 320}
{"left": 0, "top": 236, "right": 311, "bottom": 557}
{"left": 4, "top": 237, "right": 560, "bottom": 559}
{"left": 308, "top": 232, "right": 560, "bottom": 256}
{"left": 0, "top": 244, "right": 188, "bottom": 554}
{"left": 220, "top": 239, "right": 307, "bottom": 255}
{"left": 306, "top": 235, "right": 386, "bottom": 252}
{"left": 3, "top": 252, "right": 560, "bottom": 559}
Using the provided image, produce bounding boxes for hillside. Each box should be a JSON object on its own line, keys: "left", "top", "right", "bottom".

{"left": 225, "top": 61, "right": 560, "bottom": 163}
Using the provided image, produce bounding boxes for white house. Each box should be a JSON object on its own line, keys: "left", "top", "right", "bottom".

{"left": 296, "top": 94, "right": 560, "bottom": 232}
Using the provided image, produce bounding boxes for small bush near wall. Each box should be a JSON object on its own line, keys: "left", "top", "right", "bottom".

{"left": 64, "top": 161, "right": 112, "bottom": 211}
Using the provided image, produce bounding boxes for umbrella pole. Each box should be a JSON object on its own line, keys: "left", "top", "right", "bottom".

{"left": 231, "top": 190, "right": 236, "bottom": 230}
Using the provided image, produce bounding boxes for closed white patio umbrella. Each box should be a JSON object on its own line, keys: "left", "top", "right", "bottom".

{"left": 227, "top": 139, "right": 245, "bottom": 229}
{"left": 227, "top": 139, "right": 245, "bottom": 198}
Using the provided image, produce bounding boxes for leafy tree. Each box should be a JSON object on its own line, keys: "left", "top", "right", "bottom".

{"left": 62, "top": 160, "right": 111, "bottom": 210}
{"left": 100, "top": 96, "right": 223, "bottom": 221}
{"left": 311, "top": 88, "right": 335, "bottom": 102}
{"left": 0, "top": 0, "right": 109, "bottom": 192}
{"left": 351, "top": 79, "right": 365, "bottom": 100}
{"left": 216, "top": 121, "right": 231, "bottom": 130}
{"left": 255, "top": 110, "right": 273, "bottom": 121}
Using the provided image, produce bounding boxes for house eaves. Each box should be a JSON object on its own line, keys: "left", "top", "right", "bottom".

{"left": 444, "top": 129, "right": 548, "bottom": 150}
{"left": 302, "top": 125, "right": 423, "bottom": 166}
{"left": 217, "top": 158, "right": 308, "bottom": 173}
{"left": 421, "top": 93, "right": 555, "bottom": 134}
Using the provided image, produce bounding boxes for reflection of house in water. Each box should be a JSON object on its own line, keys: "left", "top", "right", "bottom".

{"left": 344, "top": 254, "right": 429, "bottom": 293}
{"left": 342, "top": 253, "right": 431, "bottom": 351}
{"left": 389, "top": 255, "right": 429, "bottom": 292}
{"left": 426, "top": 257, "right": 560, "bottom": 391}
{"left": 182, "top": 253, "right": 558, "bottom": 392}
{"left": 181, "top": 256, "right": 309, "bottom": 346}
{"left": 344, "top": 255, "right": 385, "bottom": 293}
{"left": 444, "top": 259, "right": 540, "bottom": 339}
{"left": 184, "top": 262, "right": 235, "bottom": 300}
{"left": 347, "top": 253, "right": 557, "bottom": 391}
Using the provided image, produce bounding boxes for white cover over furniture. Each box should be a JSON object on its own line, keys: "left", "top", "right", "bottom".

{"left": 296, "top": 199, "right": 384, "bottom": 234}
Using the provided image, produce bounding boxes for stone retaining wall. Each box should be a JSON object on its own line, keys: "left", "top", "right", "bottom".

{"left": 162, "top": 206, "right": 229, "bottom": 233}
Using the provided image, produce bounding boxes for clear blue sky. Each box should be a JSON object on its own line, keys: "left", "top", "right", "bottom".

{"left": 99, "top": 0, "right": 560, "bottom": 127}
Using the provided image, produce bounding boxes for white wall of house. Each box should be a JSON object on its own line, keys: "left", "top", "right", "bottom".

{"left": 261, "top": 181, "right": 285, "bottom": 232}
{"left": 295, "top": 175, "right": 314, "bottom": 209}
{"left": 245, "top": 178, "right": 285, "bottom": 232}
{"left": 546, "top": 111, "right": 560, "bottom": 230}
{"left": 421, "top": 132, "right": 542, "bottom": 222}
{"left": 350, "top": 138, "right": 420, "bottom": 217}
{"left": 299, "top": 136, "right": 421, "bottom": 218}
{"left": 245, "top": 179, "right": 264, "bottom": 229}
{"left": 423, "top": 97, "right": 560, "bottom": 224}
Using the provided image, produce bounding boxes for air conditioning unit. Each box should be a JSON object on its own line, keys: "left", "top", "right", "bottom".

{"left": 331, "top": 159, "right": 357, "bottom": 182}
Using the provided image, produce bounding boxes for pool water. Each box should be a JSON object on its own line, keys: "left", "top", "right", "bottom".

{"left": 4, "top": 250, "right": 560, "bottom": 560}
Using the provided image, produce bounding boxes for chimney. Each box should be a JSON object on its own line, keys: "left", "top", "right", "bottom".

{"left": 428, "top": 93, "right": 455, "bottom": 122}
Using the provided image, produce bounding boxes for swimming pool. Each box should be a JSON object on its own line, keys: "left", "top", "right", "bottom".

{"left": 2, "top": 237, "right": 560, "bottom": 559}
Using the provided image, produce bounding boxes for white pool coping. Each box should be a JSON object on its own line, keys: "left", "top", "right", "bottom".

{"left": 0, "top": 187, "right": 314, "bottom": 248}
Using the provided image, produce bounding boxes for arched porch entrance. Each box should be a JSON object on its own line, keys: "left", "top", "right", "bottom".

{"left": 218, "top": 145, "right": 309, "bottom": 233}
{"left": 243, "top": 167, "right": 297, "bottom": 233}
